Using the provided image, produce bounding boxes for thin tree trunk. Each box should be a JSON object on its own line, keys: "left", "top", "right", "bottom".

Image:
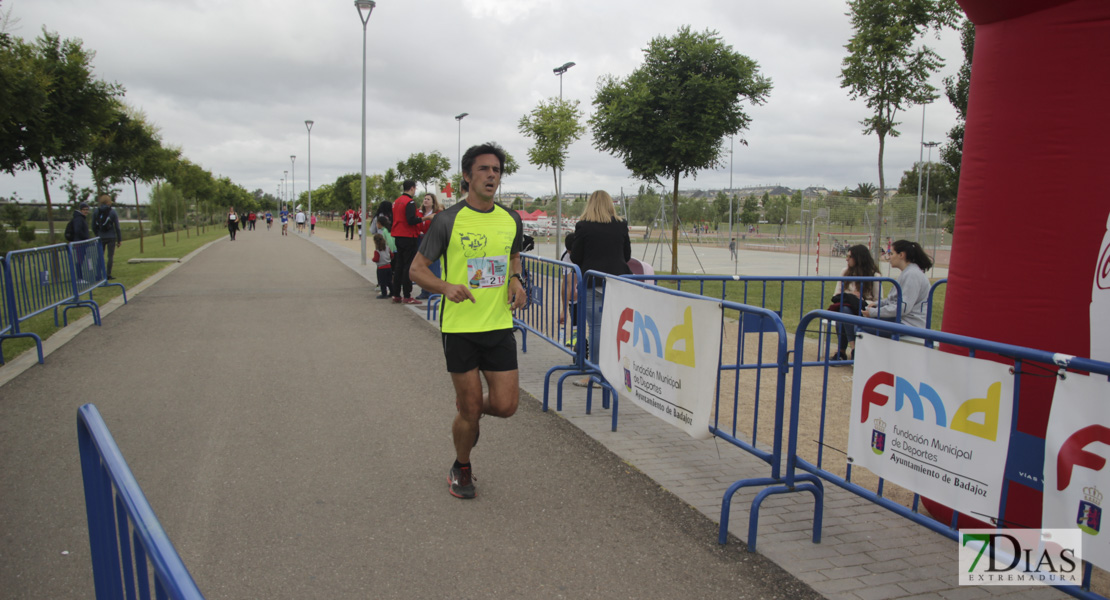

{"left": 552, "top": 167, "right": 560, "bottom": 260}
{"left": 38, "top": 162, "right": 57, "bottom": 244}
{"left": 874, "top": 133, "right": 886, "bottom": 259}
{"left": 671, "top": 173, "right": 680, "bottom": 274}
{"left": 132, "top": 178, "right": 145, "bottom": 253}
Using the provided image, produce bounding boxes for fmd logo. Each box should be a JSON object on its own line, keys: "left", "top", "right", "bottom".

{"left": 1097, "top": 238, "right": 1110, "bottom": 290}
{"left": 615, "top": 306, "right": 696, "bottom": 368}
{"left": 859, "top": 371, "right": 1003, "bottom": 442}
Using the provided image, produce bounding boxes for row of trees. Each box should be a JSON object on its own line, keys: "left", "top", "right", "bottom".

{"left": 0, "top": 12, "right": 255, "bottom": 251}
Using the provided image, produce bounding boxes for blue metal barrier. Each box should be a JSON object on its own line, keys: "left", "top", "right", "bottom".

{"left": 784, "top": 310, "right": 1110, "bottom": 599}
{"left": 0, "top": 255, "right": 44, "bottom": 364}
{"left": 78, "top": 404, "right": 205, "bottom": 600}
{"left": 926, "top": 278, "right": 947, "bottom": 330}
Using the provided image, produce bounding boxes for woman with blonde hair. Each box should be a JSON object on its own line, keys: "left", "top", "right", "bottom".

{"left": 570, "top": 190, "right": 631, "bottom": 386}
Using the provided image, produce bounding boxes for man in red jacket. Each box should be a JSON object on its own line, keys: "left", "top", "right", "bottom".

{"left": 343, "top": 207, "right": 358, "bottom": 240}
{"left": 391, "top": 180, "right": 423, "bottom": 305}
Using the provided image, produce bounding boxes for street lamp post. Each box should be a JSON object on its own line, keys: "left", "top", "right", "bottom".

{"left": 290, "top": 155, "right": 296, "bottom": 212}
{"left": 922, "top": 141, "right": 939, "bottom": 234}
{"left": 914, "top": 104, "right": 928, "bottom": 242}
{"left": 455, "top": 112, "right": 468, "bottom": 204}
{"left": 283, "top": 170, "right": 288, "bottom": 211}
{"left": 553, "top": 61, "right": 575, "bottom": 258}
{"left": 729, "top": 135, "right": 736, "bottom": 274}
{"left": 355, "top": 0, "right": 376, "bottom": 265}
{"left": 305, "top": 120, "right": 314, "bottom": 222}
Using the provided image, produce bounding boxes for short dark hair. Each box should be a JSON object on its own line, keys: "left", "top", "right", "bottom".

{"left": 402, "top": 179, "right": 416, "bottom": 192}
{"left": 461, "top": 142, "right": 506, "bottom": 178}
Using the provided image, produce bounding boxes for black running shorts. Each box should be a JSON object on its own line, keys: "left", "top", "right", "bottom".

{"left": 441, "top": 328, "right": 518, "bottom": 373}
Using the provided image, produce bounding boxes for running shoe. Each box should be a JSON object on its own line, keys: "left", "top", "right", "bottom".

{"left": 448, "top": 464, "right": 476, "bottom": 499}
{"left": 392, "top": 296, "right": 402, "bottom": 304}
{"left": 402, "top": 298, "right": 422, "bottom": 306}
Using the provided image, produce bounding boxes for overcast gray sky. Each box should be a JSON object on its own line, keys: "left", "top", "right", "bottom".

{"left": 3, "top": 0, "right": 964, "bottom": 205}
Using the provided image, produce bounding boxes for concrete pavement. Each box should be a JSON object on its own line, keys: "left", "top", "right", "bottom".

{"left": 0, "top": 224, "right": 819, "bottom": 599}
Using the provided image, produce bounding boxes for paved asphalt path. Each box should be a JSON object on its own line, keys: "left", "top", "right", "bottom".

{"left": 0, "top": 228, "right": 821, "bottom": 599}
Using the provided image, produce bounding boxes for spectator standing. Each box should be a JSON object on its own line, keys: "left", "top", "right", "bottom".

{"left": 310, "top": 213, "right": 317, "bottom": 235}
{"left": 729, "top": 238, "right": 737, "bottom": 261}
{"left": 343, "top": 207, "right": 357, "bottom": 240}
{"left": 226, "top": 207, "right": 239, "bottom": 241}
{"left": 409, "top": 142, "right": 527, "bottom": 499}
{"left": 248, "top": 211, "right": 257, "bottom": 230}
{"left": 68, "top": 202, "right": 92, "bottom": 278}
{"left": 570, "top": 190, "right": 631, "bottom": 386}
{"left": 372, "top": 233, "right": 393, "bottom": 299}
{"left": 295, "top": 209, "right": 307, "bottom": 232}
{"left": 391, "top": 180, "right": 423, "bottom": 305}
{"left": 92, "top": 194, "right": 122, "bottom": 280}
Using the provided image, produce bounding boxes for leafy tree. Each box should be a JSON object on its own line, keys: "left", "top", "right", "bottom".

{"left": 91, "top": 106, "right": 168, "bottom": 252}
{"left": 763, "top": 195, "right": 788, "bottom": 234}
{"left": 840, "top": 0, "right": 958, "bottom": 255}
{"left": 740, "top": 196, "right": 761, "bottom": 226}
{"left": 941, "top": 18, "right": 973, "bottom": 196}
{"left": 896, "top": 161, "right": 957, "bottom": 211}
{"left": 0, "top": 30, "right": 123, "bottom": 242}
{"left": 2, "top": 201, "right": 24, "bottom": 230}
{"left": 518, "top": 97, "right": 585, "bottom": 217}
{"left": 331, "top": 173, "right": 361, "bottom": 210}
{"left": 149, "top": 181, "right": 183, "bottom": 240}
{"left": 396, "top": 151, "right": 451, "bottom": 194}
{"left": 850, "top": 182, "right": 876, "bottom": 201}
{"left": 591, "top": 26, "right": 771, "bottom": 273}
{"left": 62, "top": 172, "right": 94, "bottom": 209}
{"left": 382, "top": 168, "right": 401, "bottom": 203}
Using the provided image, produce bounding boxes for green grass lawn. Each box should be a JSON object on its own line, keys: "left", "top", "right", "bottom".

{"left": 2, "top": 229, "right": 225, "bottom": 363}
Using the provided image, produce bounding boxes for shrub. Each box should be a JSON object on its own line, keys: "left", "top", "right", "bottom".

{"left": 17, "top": 225, "right": 36, "bottom": 243}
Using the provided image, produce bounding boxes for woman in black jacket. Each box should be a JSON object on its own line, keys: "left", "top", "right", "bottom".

{"left": 570, "top": 190, "right": 631, "bottom": 384}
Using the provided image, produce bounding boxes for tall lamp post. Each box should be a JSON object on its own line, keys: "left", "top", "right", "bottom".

{"left": 553, "top": 61, "right": 575, "bottom": 258}
{"left": 305, "top": 120, "right": 314, "bottom": 220}
{"left": 914, "top": 104, "right": 929, "bottom": 242}
{"left": 290, "top": 155, "right": 296, "bottom": 212}
{"left": 283, "top": 170, "right": 288, "bottom": 211}
{"left": 355, "top": 0, "right": 376, "bottom": 264}
{"left": 922, "top": 141, "right": 939, "bottom": 235}
{"left": 455, "top": 112, "right": 468, "bottom": 204}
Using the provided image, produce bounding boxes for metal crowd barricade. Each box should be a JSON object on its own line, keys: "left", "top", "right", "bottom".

{"left": 5, "top": 241, "right": 101, "bottom": 332}
{"left": 0, "top": 254, "right": 45, "bottom": 364}
{"left": 78, "top": 404, "right": 205, "bottom": 600}
{"left": 784, "top": 310, "right": 1110, "bottom": 599}
{"left": 61, "top": 238, "right": 127, "bottom": 325}
{"left": 602, "top": 272, "right": 826, "bottom": 548}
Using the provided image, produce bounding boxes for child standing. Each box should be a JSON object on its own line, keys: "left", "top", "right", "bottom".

{"left": 310, "top": 213, "right": 317, "bottom": 235}
{"left": 372, "top": 234, "right": 393, "bottom": 299}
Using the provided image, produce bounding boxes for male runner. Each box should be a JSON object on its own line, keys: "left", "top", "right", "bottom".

{"left": 280, "top": 209, "right": 289, "bottom": 236}
{"left": 410, "top": 142, "right": 526, "bottom": 499}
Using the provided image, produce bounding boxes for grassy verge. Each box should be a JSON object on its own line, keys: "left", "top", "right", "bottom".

{"left": 1, "top": 229, "right": 225, "bottom": 363}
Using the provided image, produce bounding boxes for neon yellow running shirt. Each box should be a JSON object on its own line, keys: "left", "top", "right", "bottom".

{"left": 417, "top": 202, "right": 523, "bottom": 333}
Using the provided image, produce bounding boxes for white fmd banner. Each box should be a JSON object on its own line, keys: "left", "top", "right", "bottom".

{"left": 1042, "top": 372, "right": 1110, "bottom": 572}
{"left": 598, "top": 277, "right": 722, "bottom": 440}
{"left": 847, "top": 335, "right": 1014, "bottom": 521}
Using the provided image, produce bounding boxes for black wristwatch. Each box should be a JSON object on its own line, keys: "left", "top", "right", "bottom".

{"left": 509, "top": 273, "right": 523, "bottom": 284}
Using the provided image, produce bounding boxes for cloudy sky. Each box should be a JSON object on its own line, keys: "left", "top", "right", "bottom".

{"left": 2, "top": 0, "right": 965, "bottom": 205}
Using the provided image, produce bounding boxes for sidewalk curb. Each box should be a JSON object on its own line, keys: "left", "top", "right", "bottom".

{"left": 0, "top": 239, "right": 222, "bottom": 389}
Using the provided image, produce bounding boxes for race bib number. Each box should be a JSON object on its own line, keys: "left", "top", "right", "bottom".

{"left": 467, "top": 256, "right": 508, "bottom": 289}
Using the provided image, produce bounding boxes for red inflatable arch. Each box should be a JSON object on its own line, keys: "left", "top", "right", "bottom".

{"left": 927, "top": 0, "right": 1110, "bottom": 529}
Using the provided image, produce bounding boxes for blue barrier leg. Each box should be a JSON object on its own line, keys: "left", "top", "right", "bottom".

{"left": 719, "top": 476, "right": 824, "bottom": 552}
{"left": 0, "top": 332, "right": 44, "bottom": 365}
{"left": 543, "top": 365, "right": 579, "bottom": 412}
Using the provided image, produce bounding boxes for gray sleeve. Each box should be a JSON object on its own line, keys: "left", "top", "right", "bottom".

{"left": 418, "top": 209, "right": 455, "bottom": 261}
{"left": 877, "top": 268, "right": 929, "bottom": 323}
